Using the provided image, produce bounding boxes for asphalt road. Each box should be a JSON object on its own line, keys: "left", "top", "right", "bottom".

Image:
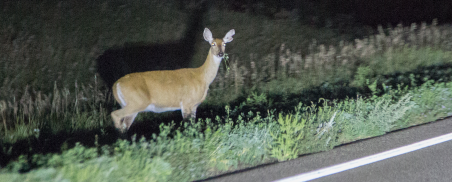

{"left": 202, "top": 117, "right": 452, "bottom": 182}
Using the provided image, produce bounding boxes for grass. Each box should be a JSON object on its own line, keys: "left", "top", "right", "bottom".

{"left": 1, "top": 0, "right": 452, "bottom": 181}
{"left": 3, "top": 79, "right": 452, "bottom": 181}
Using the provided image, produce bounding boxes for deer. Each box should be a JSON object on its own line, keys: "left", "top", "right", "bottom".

{"left": 111, "top": 28, "right": 235, "bottom": 133}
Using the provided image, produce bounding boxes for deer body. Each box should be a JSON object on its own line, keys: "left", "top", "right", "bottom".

{"left": 111, "top": 28, "right": 235, "bottom": 132}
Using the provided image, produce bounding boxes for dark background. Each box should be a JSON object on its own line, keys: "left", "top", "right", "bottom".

{"left": 217, "top": 0, "right": 452, "bottom": 27}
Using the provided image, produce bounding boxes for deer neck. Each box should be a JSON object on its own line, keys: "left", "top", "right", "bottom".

{"left": 198, "top": 49, "right": 222, "bottom": 86}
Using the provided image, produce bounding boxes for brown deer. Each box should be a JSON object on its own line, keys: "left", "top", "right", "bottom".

{"left": 111, "top": 28, "right": 235, "bottom": 132}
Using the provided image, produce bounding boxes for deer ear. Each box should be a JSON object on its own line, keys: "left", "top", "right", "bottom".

{"left": 203, "top": 28, "right": 213, "bottom": 43}
{"left": 223, "top": 29, "right": 235, "bottom": 43}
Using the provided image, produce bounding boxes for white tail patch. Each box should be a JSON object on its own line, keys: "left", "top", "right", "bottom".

{"left": 116, "top": 83, "right": 127, "bottom": 107}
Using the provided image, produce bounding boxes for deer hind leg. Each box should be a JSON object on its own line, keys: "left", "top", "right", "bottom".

{"left": 111, "top": 111, "right": 124, "bottom": 132}
{"left": 123, "top": 113, "right": 138, "bottom": 130}
{"left": 111, "top": 105, "right": 144, "bottom": 133}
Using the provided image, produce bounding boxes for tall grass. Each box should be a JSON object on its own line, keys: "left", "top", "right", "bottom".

{"left": 0, "top": 78, "right": 111, "bottom": 143}
{"left": 209, "top": 20, "right": 452, "bottom": 102}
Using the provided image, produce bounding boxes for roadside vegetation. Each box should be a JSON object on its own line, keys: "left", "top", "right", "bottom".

{"left": 1, "top": 0, "right": 452, "bottom": 181}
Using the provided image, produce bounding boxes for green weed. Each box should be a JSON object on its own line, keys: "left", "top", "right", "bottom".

{"left": 269, "top": 112, "right": 306, "bottom": 161}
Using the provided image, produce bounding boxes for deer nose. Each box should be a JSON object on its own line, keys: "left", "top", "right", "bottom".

{"left": 218, "top": 52, "right": 224, "bottom": 57}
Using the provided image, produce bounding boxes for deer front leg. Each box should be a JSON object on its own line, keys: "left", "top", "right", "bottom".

{"left": 181, "top": 103, "right": 198, "bottom": 121}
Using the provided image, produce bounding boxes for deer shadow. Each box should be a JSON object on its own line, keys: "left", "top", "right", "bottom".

{"left": 96, "top": 1, "right": 208, "bottom": 90}
{"left": 96, "top": 41, "right": 194, "bottom": 89}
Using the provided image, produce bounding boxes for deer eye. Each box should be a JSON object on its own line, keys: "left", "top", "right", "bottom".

{"left": 223, "top": 43, "right": 226, "bottom": 47}
{"left": 211, "top": 42, "right": 216, "bottom": 46}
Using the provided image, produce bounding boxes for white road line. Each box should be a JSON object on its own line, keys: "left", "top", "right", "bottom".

{"left": 275, "top": 132, "right": 452, "bottom": 182}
